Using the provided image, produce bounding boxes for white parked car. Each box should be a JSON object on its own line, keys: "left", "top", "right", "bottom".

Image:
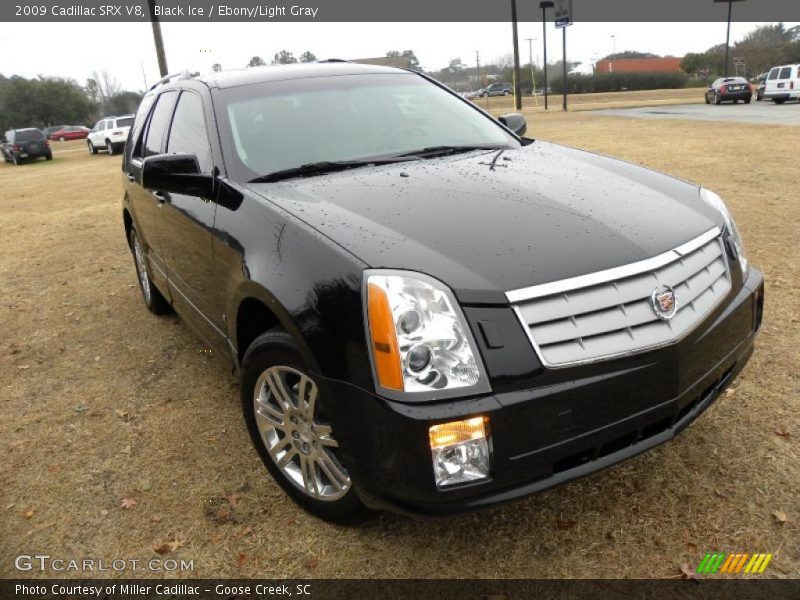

{"left": 763, "top": 64, "right": 800, "bottom": 104}
{"left": 87, "top": 114, "right": 135, "bottom": 155}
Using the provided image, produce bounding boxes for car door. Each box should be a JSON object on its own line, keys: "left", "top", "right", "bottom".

{"left": 765, "top": 67, "right": 780, "bottom": 95}
{"left": 126, "top": 90, "right": 177, "bottom": 293}
{"left": 89, "top": 120, "right": 103, "bottom": 146}
{"left": 154, "top": 89, "right": 226, "bottom": 352}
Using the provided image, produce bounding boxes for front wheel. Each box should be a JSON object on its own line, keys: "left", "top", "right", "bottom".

{"left": 241, "top": 330, "right": 374, "bottom": 525}
{"left": 88, "top": 140, "right": 97, "bottom": 155}
{"left": 773, "top": 99, "right": 786, "bottom": 104}
{"left": 129, "top": 229, "right": 171, "bottom": 315}
{"left": 503, "top": 90, "right": 510, "bottom": 96}
{"left": 106, "top": 140, "right": 115, "bottom": 155}
{"left": 45, "top": 153, "right": 53, "bottom": 161}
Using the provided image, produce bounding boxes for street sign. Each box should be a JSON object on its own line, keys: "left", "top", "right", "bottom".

{"left": 554, "top": 0, "right": 572, "bottom": 28}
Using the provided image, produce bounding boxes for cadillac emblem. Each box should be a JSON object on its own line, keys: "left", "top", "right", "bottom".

{"left": 651, "top": 286, "right": 677, "bottom": 320}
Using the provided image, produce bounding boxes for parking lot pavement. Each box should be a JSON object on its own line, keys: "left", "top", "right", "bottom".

{"left": 595, "top": 101, "right": 800, "bottom": 126}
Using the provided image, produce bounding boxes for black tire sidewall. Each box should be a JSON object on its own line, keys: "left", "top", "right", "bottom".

{"left": 129, "top": 228, "right": 170, "bottom": 315}
{"left": 240, "top": 331, "right": 372, "bottom": 524}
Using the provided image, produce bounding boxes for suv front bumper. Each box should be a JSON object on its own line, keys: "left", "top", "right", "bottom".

{"left": 321, "top": 269, "right": 763, "bottom": 516}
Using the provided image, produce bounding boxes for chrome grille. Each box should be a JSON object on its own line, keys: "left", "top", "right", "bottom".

{"left": 508, "top": 228, "right": 731, "bottom": 367}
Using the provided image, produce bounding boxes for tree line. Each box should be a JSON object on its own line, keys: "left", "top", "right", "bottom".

{"left": 681, "top": 23, "right": 800, "bottom": 78}
{"left": 0, "top": 71, "right": 142, "bottom": 133}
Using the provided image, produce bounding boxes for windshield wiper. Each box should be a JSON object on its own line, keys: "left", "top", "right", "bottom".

{"left": 394, "top": 144, "right": 507, "bottom": 159}
{"left": 248, "top": 158, "right": 412, "bottom": 183}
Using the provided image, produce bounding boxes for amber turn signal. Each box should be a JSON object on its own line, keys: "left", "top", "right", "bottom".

{"left": 367, "top": 282, "right": 403, "bottom": 390}
{"left": 429, "top": 416, "right": 488, "bottom": 450}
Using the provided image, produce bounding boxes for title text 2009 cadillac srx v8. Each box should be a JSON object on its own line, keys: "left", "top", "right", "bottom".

{"left": 121, "top": 62, "right": 764, "bottom": 523}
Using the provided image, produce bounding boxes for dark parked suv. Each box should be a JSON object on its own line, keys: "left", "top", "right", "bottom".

{"left": 480, "top": 82, "right": 513, "bottom": 97}
{"left": 2, "top": 128, "right": 52, "bottom": 165}
{"left": 122, "top": 62, "right": 764, "bottom": 523}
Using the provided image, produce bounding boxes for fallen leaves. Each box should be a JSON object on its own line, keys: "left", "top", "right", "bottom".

{"left": 154, "top": 536, "right": 183, "bottom": 555}
{"left": 774, "top": 426, "right": 790, "bottom": 437}
{"left": 23, "top": 508, "right": 35, "bottom": 519}
{"left": 119, "top": 498, "right": 137, "bottom": 510}
{"left": 772, "top": 510, "right": 787, "bottom": 524}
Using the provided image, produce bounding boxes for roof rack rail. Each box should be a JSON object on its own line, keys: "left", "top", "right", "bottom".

{"left": 148, "top": 70, "right": 199, "bottom": 91}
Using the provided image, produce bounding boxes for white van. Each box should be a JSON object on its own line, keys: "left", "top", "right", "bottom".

{"left": 763, "top": 64, "right": 800, "bottom": 104}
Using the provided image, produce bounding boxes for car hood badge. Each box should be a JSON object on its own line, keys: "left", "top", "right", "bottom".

{"left": 651, "top": 286, "right": 677, "bottom": 321}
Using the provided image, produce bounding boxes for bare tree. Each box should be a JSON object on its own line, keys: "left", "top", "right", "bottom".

{"left": 91, "top": 70, "right": 121, "bottom": 102}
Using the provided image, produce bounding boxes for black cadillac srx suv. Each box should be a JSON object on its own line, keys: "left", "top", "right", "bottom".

{"left": 121, "top": 62, "right": 764, "bottom": 523}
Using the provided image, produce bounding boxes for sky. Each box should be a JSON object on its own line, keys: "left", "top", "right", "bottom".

{"left": 0, "top": 21, "right": 796, "bottom": 91}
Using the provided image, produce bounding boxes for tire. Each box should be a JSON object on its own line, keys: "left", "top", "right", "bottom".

{"left": 774, "top": 99, "right": 786, "bottom": 104}
{"left": 240, "top": 329, "right": 374, "bottom": 525}
{"left": 745, "top": 98, "right": 751, "bottom": 104}
{"left": 129, "top": 228, "right": 171, "bottom": 315}
{"left": 45, "top": 153, "right": 52, "bottom": 161}
{"left": 59, "top": 136, "right": 65, "bottom": 142}
{"left": 714, "top": 93, "right": 722, "bottom": 105}
{"left": 106, "top": 140, "right": 115, "bottom": 155}
{"left": 88, "top": 140, "right": 97, "bottom": 155}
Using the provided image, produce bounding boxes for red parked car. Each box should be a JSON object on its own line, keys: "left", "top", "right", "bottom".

{"left": 48, "top": 126, "right": 90, "bottom": 141}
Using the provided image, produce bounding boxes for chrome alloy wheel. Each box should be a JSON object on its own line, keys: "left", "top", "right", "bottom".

{"left": 132, "top": 234, "right": 152, "bottom": 305}
{"left": 254, "top": 366, "right": 351, "bottom": 501}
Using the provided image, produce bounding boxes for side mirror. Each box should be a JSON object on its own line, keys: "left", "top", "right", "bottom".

{"left": 142, "top": 153, "right": 214, "bottom": 198}
{"left": 498, "top": 113, "right": 527, "bottom": 137}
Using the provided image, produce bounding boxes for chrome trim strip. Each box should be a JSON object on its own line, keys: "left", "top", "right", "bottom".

{"left": 505, "top": 227, "right": 721, "bottom": 304}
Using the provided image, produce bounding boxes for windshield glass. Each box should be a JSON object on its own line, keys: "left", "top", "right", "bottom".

{"left": 220, "top": 73, "right": 517, "bottom": 181}
{"left": 15, "top": 130, "right": 45, "bottom": 142}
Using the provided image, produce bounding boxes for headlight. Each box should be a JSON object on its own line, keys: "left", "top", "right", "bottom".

{"left": 700, "top": 188, "right": 748, "bottom": 276}
{"left": 364, "top": 270, "right": 490, "bottom": 399}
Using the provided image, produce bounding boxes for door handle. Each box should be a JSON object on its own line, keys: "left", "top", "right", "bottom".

{"left": 125, "top": 172, "right": 135, "bottom": 182}
{"left": 152, "top": 190, "right": 168, "bottom": 204}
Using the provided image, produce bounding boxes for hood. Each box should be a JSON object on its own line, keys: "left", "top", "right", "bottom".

{"left": 246, "top": 141, "right": 721, "bottom": 304}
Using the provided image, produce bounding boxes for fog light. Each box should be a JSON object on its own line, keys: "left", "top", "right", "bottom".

{"left": 429, "top": 416, "right": 490, "bottom": 488}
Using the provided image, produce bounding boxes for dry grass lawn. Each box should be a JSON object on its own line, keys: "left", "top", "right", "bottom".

{"left": 472, "top": 86, "right": 705, "bottom": 115}
{"left": 1, "top": 115, "right": 798, "bottom": 579}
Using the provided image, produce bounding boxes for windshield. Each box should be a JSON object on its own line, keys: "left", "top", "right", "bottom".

{"left": 15, "top": 130, "right": 45, "bottom": 142}
{"left": 220, "top": 73, "right": 518, "bottom": 181}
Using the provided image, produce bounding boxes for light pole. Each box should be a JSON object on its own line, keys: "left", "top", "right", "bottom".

{"left": 714, "top": 0, "right": 746, "bottom": 77}
{"left": 525, "top": 37, "right": 538, "bottom": 105}
{"left": 610, "top": 34, "right": 616, "bottom": 72}
{"left": 147, "top": 0, "right": 168, "bottom": 77}
{"left": 539, "top": 1, "right": 554, "bottom": 110}
{"left": 511, "top": 0, "right": 522, "bottom": 110}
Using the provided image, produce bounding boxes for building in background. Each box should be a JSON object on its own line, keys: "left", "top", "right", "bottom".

{"left": 595, "top": 57, "right": 682, "bottom": 74}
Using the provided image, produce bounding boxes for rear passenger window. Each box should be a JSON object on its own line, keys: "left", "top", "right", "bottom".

{"left": 143, "top": 91, "right": 177, "bottom": 158}
{"left": 166, "top": 92, "right": 213, "bottom": 173}
{"left": 767, "top": 68, "right": 779, "bottom": 80}
{"left": 779, "top": 67, "right": 792, "bottom": 79}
